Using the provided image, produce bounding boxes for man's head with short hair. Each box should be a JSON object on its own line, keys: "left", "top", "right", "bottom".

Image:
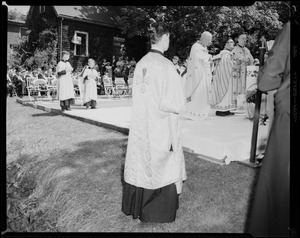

{"left": 172, "top": 55, "right": 179, "bottom": 65}
{"left": 237, "top": 32, "right": 247, "bottom": 47}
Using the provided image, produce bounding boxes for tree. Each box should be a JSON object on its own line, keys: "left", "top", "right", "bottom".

{"left": 8, "top": 8, "right": 27, "bottom": 21}
{"left": 116, "top": 2, "right": 289, "bottom": 60}
{"left": 14, "top": 9, "right": 59, "bottom": 69}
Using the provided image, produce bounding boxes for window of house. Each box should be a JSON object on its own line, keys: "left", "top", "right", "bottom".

{"left": 20, "top": 27, "right": 27, "bottom": 37}
{"left": 73, "top": 31, "right": 89, "bottom": 57}
{"left": 10, "top": 44, "right": 18, "bottom": 54}
{"left": 39, "top": 6, "right": 46, "bottom": 14}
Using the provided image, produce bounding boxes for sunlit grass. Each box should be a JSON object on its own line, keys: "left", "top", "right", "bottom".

{"left": 6, "top": 97, "right": 259, "bottom": 232}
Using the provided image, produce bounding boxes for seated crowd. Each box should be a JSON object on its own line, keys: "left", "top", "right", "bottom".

{"left": 6, "top": 55, "right": 136, "bottom": 98}
{"left": 6, "top": 65, "right": 57, "bottom": 98}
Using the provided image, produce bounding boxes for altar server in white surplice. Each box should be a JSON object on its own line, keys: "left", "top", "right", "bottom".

{"left": 184, "top": 31, "right": 213, "bottom": 119}
{"left": 122, "top": 19, "right": 186, "bottom": 223}
{"left": 56, "top": 51, "right": 75, "bottom": 111}
{"left": 81, "top": 58, "right": 99, "bottom": 109}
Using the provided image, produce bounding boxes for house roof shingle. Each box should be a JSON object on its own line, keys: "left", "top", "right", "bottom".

{"left": 53, "top": 6, "right": 120, "bottom": 28}
{"left": 26, "top": 6, "right": 121, "bottom": 28}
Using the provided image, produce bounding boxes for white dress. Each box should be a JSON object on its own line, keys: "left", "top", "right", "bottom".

{"left": 184, "top": 42, "right": 212, "bottom": 119}
{"left": 82, "top": 67, "right": 98, "bottom": 104}
{"left": 124, "top": 50, "right": 187, "bottom": 194}
{"left": 56, "top": 61, "right": 75, "bottom": 101}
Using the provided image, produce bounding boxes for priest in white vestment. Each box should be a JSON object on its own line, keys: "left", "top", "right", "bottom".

{"left": 232, "top": 32, "right": 254, "bottom": 94}
{"left": 184, "top": 31, "right": 213, "bottom": 119}
{"left": 122, "top": 20, "right": 186, "bottom": 223}
{"left": 211, "top": 37, "right": 237, "bottom": 116}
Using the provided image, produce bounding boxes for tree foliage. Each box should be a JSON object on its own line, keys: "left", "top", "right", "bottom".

{"left": 8, "top": 8, "right": 27, "bottom": 21}
{"left": 116, "top": 2, "right": 290, "bottom": 60}
{"left": 14, "top": 10, "right": 59, "bottom": 69}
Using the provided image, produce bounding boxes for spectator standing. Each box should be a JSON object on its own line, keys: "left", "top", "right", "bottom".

{"left": 177, "top": 59, "right": 187, "bottom": 90}
{"left": 111, "top": 55, "right": 117, "bottom": 82}
{"left": 100, "top": 58, "right": 109, "bottom": 76}
{"left": 172, "top": 55, "right": 180, "bottom": 71}
{"left": 130, "top": 57, "right": 137, "bottom": 67}
{"left": 106, "top": 62, "right": 113, "bottom": 78}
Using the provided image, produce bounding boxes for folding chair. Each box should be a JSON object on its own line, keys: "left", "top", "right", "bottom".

{"left": 26, "top": 76, "right": 36, "bottom": 101}
{"left": 102, "top": 75, "right": 115, "bottom": 99}
{"left": 72, "top": 76, "right": 84, "bottom": 104}
{"left": 114, "top": 77, "right": 130, "bottom": 98}
{"left": 47, "top": 78, "right": 58, "bottom": 101}
{"left": 31, "top": 79, "right": 51, "bottom": 102}
{"left": 127, "top": 77, "right": 133, "bottom": 97}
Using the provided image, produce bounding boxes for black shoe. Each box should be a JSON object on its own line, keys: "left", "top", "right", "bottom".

{"left": 65, "top": 107, "right": 71, "bottom": 111}
{"left": 216, "top": 111, "right": 227, "bottom": 116}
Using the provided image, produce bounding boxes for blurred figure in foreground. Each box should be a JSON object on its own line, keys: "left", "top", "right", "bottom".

{"left": 246, "top": 21, "right": 290, "bottom": 237}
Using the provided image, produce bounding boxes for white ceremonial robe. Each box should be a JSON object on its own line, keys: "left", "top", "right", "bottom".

{"left": 211, "top": 49, "right": 236, "bottom": 111}
{"left": 232, "top": 45, "right": 254, "bottom": 94}
{"left": 56, "top": 61, "right": 75, "bottom": 101}
{"left": 82, "top": 67, "right": 98, "bottom": 104}
{"left": 184, "top": 42, "right": 212, "bottom": 119}
{"left": 124, "top": 51, "right": 187, "bottom": 194}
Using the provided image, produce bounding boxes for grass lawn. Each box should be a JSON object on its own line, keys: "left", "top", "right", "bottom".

{"left": 6, "top": 96, "right": 260, "bottom": 233}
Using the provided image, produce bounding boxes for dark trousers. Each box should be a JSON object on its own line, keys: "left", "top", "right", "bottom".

{"left": 14, "top": 81, "right": 26, "bottom": 96}
{"left": 84, "top": 100, "right": 97, "bottom": 108}
{"left": 60, "top": 98, "right": 75, "bottom": 109}
{"left": 7, "top": 84, "right": 15, "bottom": 97}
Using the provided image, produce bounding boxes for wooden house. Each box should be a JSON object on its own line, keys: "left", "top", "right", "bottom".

{"left": 25, "top": 6, "right": 147, "bottom": 71}
{"left": 7, "top": 19, "right": 28, "bottom": 56}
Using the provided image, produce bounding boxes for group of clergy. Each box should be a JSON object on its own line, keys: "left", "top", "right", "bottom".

{"left": 175, "top": 31, "right": 260, "bottom": 119}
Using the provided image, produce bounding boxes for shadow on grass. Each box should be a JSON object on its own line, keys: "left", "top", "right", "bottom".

{"left": 9, "top": 137, "right": 261, "bottom": 233}
{"left": 31, "top": 112, "right": 60, "bottom": 117}
{"left": 9, "top": 136, "right": 129, "bottom": 232}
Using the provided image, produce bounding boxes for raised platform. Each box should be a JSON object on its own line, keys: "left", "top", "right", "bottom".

{"left": 15, "top": 97, "right": 268, "bottom": 166}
